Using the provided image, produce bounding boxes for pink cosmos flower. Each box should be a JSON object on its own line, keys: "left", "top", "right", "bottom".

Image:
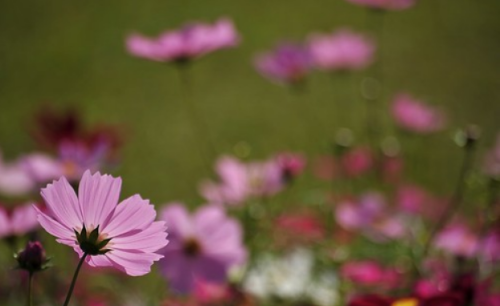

{"left": 391, "top": 94, "right": 446, "bottom": 134}
{"left": 396, "top": 184, "right": 431, "bottom": 215}
{"left": 199, "top": 156, "right": 284, "bottom": 206}
{"left": 434, "top": 223, "right": 478, "bottom": 258}
{"left": 478, "top": 229, "right": 500, "bottom": 263}
{"left": 35, "top": 170, "right": 168, "bottom": 276}
{"left": 345, "top": 0, "right": 416, "bottom": 11}
{"left": 255, "top": 43, "right": 313, "bottom": 85}
{"left": 158, "top": 204, "right": 246, "bottom": 293}
{"left": 0, "top": 151, "right": 36, "bottom": 197}
{"left": 483, "top": 134, "right": 500, "bottom": 178}
{"left": 308, "top": 29, "right": 375, "bottom": 71}
{"left": 275, "top": 152, "right": 306, "bottom": 182}
{"left": 0, "top": 203, "right": 39, "bottom": 238}
{"left": 126, "top": 18, "right": 239, "bottom": 63}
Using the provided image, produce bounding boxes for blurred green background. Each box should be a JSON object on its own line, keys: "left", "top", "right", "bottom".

{"left": 1, "top": 0, "right": 499, "bottom": 205}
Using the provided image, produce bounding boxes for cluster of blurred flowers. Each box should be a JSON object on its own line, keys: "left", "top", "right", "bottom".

{"left": 1, "top": 0, "right": 500, "bottom": 305}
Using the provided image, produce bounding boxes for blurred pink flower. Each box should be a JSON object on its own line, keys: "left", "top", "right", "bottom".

{"left": 21, "top": 153, "right": 64, "bottom": 183}
{"left": 255, "top": 43, "right": 313, "bottom": 85}
{"left": 159, "top": 204, "right": 246, "bottom": 293}
{"left": 391, "top": 94, "right": 446, "bottom": 134}
{"left": 396, "top": 184, "right": 431, "bottom": 215}
{"left": 341, "top": 147, "right": 374, "bottom": 177}
{"left": 434, "top": 223, "right": 478, "bottom": 258}
{"left": 413, "top": 260, "right": 451, "bottom": 298}
{"left": 200, "top": 156, "right": 284, "bottom": 206}
{"left": 35, "top": 170, "right": 168, "bottom": 276}
{"left": 0, "top": 203, "right": 39, "bottom": 238}
{"left": 345, "top": 0, "right": 416, "bottom": 10}
{"left": 308, "top": 29, "right": 375, "bottom": 71}
{"left": 126, "top": 18, "right": 239, "bottom": 63}
{"left": 478, "top": 229, "right": 500, "bottom": 263}
{"left": 336, "top": 192, "right": 385, "bottom": 231}
{"left": 0, "top": 151, "right": 36, "bottom": 197}
{"left": 275, "top": 152, "right": 306, "bottom": 182}
{"left": 194, "top": 279, "right": 231, "bottom": 303}
{"left": 275, "top": 212, "right": 325, "bottom": 242}
{"left": 341, "top": 261, "right": 401, "bottom": 289}
{"left": 483, "top": 134, "right": 500, "bottom": 178}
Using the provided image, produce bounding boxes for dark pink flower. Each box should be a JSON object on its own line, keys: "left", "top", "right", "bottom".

{"left": 391, "top": 94, "right": 446, "bottom": 134}
{"left": 159, "top": 204, "right": 246, "bottom": 293}
{"left": 341, "top": 260, "right": 401, "bottom": 289}
{"left": 345, "top": 0, "right": 416, "bottom": 11}
{"left": 35, "top": 170, "right": 168, "bottom": 276}
{"left": 255, "top": 43, "right": 312, "bottom": 85}
{"left": 478, "top": 228, "right": 500, "bottom": 263}
{"left": 126, "top": 18, "right": 238, "bottom": 63}
{"left": 0, "top": 203, "right": 39, "bottom": 238}
{"left": 396, "top": 184, "right": 431, "bottom": 215}
{"left": 308, "top": 29, "right": 375, "bottom": 71}
{"left": 275, "top": 212, "right": 325, "bottom": 242}
{"left": 341, "top": 147, "right": 374, "bottom": 177}
{"left": 347, "top": 294, "right": 393, "bottom": 306}
{"left": 275, "top": 152, "right": 306, "bottom": 182}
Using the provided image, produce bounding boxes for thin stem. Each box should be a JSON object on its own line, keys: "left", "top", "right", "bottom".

{"left": 176, "top": 65, "right": 216, "bottom": 174}
{"left": 421, "top": 141, "right": 476, "bottom": 259}
{"left": 27, "top": 272, "right": 33, "bottom": 306}
{"left": 63, "top": 253, "right": 88, "bottom": 306}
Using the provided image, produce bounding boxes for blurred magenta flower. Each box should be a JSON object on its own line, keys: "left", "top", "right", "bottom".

{"left": 341, "top": 146, "right": 374, "bottom": 177}
{"left": 478, "top": 228, "right": 500, "bottom": 263}
{"left": 158, "top": 204, "right": 246, "bottom": 293}
{"left": 434, "top": 223, "right": 478, "bottom": 258}
{"left": 0, "top": 203, "right": 38, "bottom": 238}
{"left": 482, "top": 134, "right": 500, "bottom": 178}
{"left": 275, "top": 152, "right": 306, "bottom": 183}
{"left": 200, "top": 155, "right": 284, "bottom": 206}
{"left": 391, "top": 94, "right": 446, "bottom": 134}
{"left": 255, "top": 43, "right": 312, "bottom": 85}
{"left": 396, "top": 184, "right": 432, "bottom": 215}
{"left": 126, "top": 18, "right": 239, "bottom": 63}
{"left": 341, "top": 261, "right": 401, "bottom": 289}
{"left": 347, "top": 294, "right": 394, "bottom": 306}
{"left": 345, "top": 0, "right": 416, "bottom": 10}
{"left": 35, "top": 170, "right": 168, "bottom": 276}
{"left": 275, "top": 212, "right": 325, "bottom": 243}
{"left": 194, "top": 279, "right": 231, "bottom": 303}
{"left": 16, "top": 241, "right": 50, "bottom": 273}
{"left": 0, "top": 151, "right": 36, "bottom": 197}
{"left": 308, "top": 29, "right": 375, "bottom": 72}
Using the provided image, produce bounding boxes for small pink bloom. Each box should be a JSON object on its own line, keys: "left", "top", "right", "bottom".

{"left": 0, "top": 151, "right": 36, "bottom": 197}
{"left": 255, "top": 43, "right": 312, "bottom": 85}
{"left": 483, "top": 134, "right": 500, "bottom": 178}
{"left": 275, "top": 152, "right": 306, "bottom": 182}
{"left": 159, "top": 204, "right": 246, "bottom": 293}
{"left": 397, "top": 184, "right": 430, "bottom": 215}
{"left": 335, "top": 192, "right": 384, "bottom": 231}
{"left": 434, "top": 223, "right": 478, "bottom": 258}
{"left": 194, "top": 279, "right": 231, "bottom": 303}
{"left": 21, "top": 153, "right": 64, "bottom": 183}
{"left": 391, "top": 94, "right": 446, "bottom": 134}
{"left": 126, "top": 18, "right": 239, "bottom": 63}
{"left": 0, "top": 204, "right": 39, "bottom": 238}
{"left": 200, "top": 156, "right": 284, "bottom": 206}
{"left": 35, "top": 170, "right": 168, "bottom": 276}
{"left": 275, "top": 212, "right": 325, "bottom": 241}
{"left": 341, "top": 147, "right": 374, "bottom": 177}
{"left": 479, "top": 229, "right": 500, "bottom": 263}
{"left": 345, "top": 0, "right": 416, "bottom": 10}
{"left": 308, "top": 29, "right": 375, "bottom": 71}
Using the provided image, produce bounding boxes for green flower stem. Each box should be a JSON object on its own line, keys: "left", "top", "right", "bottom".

{"left": 63, "top": 253, "right": 88, "bottom": 306}
{"left": 27, "top": 272, "right": 33, "bottom": 306}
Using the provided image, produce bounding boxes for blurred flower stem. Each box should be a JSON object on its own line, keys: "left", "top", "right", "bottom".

{"left": 421, "top": 126, "right": 479, "bottom": 260}
{"left": 176, "top": 65, "right": 216, "bottom": 173}
{"left": 63, "top": 253, "right": 88, "bottom": 306}
{"left": 27, "top": 272, "right": 33, "bottom": 306}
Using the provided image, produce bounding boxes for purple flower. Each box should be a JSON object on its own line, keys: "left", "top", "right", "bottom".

{"left": 199, "top": 156, "right": 284, "bottom": 206}
{"left": 0, "top": 204, "right": 39, "bottom": 238}
{"left": 35, "top": 170, "right": 168, "bottom": 276}
{"left": 345, "top": 0, "right": 416, "bottom": 11}
{"left": 16, "top": 241, "right": 50, "bottom": 273}
{"left": 126, "top": 18, "right": 239, "bottom": 63}
{"left": 308, "top": 29, "right": 375, "bottom": 71}
{"left": 158, "top": 204, "right": 246, "bottom": 293}
{"left": 391, "top": 94, "right": 446, "bottom": 134}
{"left": 255, "top": 43, "right": 313, "bottom": 85}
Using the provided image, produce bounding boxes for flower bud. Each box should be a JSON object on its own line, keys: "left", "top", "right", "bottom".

{"left": 16, "top": 241, "right": 50, "bottom": 273}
